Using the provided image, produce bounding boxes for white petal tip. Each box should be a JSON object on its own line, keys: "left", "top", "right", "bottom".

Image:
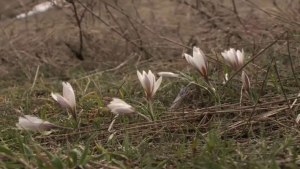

{"left": 157, "top": 72, "right": 180, "bottom": 78}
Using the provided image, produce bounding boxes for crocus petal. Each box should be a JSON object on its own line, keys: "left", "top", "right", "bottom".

{"left": 230, "top": 49, "right": 239, "bottom": 69}
{"left": 152, "top": 76, "right": 162, "bottom": 97}
{"left": 222, "top": 48, "right": 245, "bottom": 72}
{"left": 184, "top": 53, "right": 197, "bottom": 70}
{"left": 52, "top": 93, "right": 73, "bottom": 112}
{"left": 108, "top": 103, "right": 131, "bottom": 110}
{"left": 143, "top": 73, "right": 152, "bottom": 98}
{"left": 17, "top": 115, "right": 72, "bottom": 131}
{"left": 110, "top": 98, "right": 129, "bottom": 105}
{"left": 137, "top": 70, "right": 146, "bottom": 90}
{"left": 228, "top": 50, "right": 237, "bottom": 68}
{"left": 111, "top": 107, "right": 135, "bottom": 115}
{"left": 222, "top": 50, "right": 237, "bottom": 71}
{"left": 157, "top": 72, "right": 180, "bottom": 78}
{"left": 148, "top": 70, "right": 155, "bottom": 92}
{"left": 138, "top": 70, "right": 151, "bottom": 99}
{"left": 51, "top": 82, "right": 77, "bottom": 121}
{"left": 137, "top": 70, "right": 163, "bottom": 100}
{"left": 51, "top": 92, "right": 58, "bottom": 101}
{"left": 17, "top": 115, "right": 55, "bottom": 131}
{"left": 62, "top": 82, "right": 76, "bottom": 109}
{"left": 237, "top": 49, "right": 244, "bottom": 68}
{"left": 108, "top": 98, "right": 136, "bottom": 115}
{"left": 185, "top": 47, "right": 208, "bottom": 79}
{"left": 193, "top": 46, "right": 207, "bottom": 72}
{"left": 108, "top": 98, "right": 132, "bottom": 110}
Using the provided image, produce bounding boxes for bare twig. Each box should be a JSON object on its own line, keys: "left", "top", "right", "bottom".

{"left": 231, "top": 0, "right": 247, "bottom": 32}
{"left": 75, "top": 0, "right": 155, "bottom": 58}
{"left": 67, "top": 0, "right": 85, "bottom": 60}
{"left": 96, "top": 0, "right": 194, "bottom": 49}
{"left": 286, "top": 32, "right": 300, "bottom": 89}
{"left": 273, "top": 61, "right": 292, "bottom": 113}
{"left": 247, "top": 57, "right": 274, "bottom": 126}
{"left": 104, "top": 4, "right": 125, "bottom": 34}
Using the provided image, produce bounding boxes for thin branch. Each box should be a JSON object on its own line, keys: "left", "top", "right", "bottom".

{"left": 75, "top": 0, "right": 155, "bottom": 58}
{"left": 231, "top": 0, "right": 247, "bottom": 32}
{"left": 247, "top": 57, "right": 274, "bottom": 125}
{"left": 96, "top": 0, "right": 193, "bottom": 49}
{"left": 104, "top": 4, "right": 125, "bottom": 34}
{"left": 286, "top": 32, "right": 300, "bottom": 89}
{"left": 67, "top": 0, "right": 85, "bottom": 60}
{"left": 273, "top": 61, "right": 292, "bottom": 113}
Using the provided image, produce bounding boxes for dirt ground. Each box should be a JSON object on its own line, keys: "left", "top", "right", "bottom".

{"left": 0, "top": 0, "right": 298, "bottom": 79}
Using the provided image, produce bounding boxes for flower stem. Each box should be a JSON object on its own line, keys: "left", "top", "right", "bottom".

{"left": 207, "top": 80, "right": 220, "bottom": 105}
{"left": 148, "top": 99, "right": 155, "bottom": 121}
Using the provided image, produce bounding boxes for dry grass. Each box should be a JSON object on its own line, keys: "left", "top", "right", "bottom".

{"left": 1, "top": 0, "right": 300, "bottom": 168}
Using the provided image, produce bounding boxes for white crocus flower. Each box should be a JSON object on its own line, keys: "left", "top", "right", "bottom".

{"left": 137, "top": 70, "right": 162, "bottom": 100}
{"left": 51, "top": 82, "right": 77, "bottom": 121}
{"left": 157, "top": 72, "right": 180, "bottom": 78}
{"left": 107, "top": 98, "right": 134, "bottom": 131}
{"left": 184, "top": 46, "right": 208, "bottom": 82}
{"left": 242, "top": 71, "right": 251, "bottom": 95}
{"left": 107, "top": 98, "right": 150, "bottom": 131}
{"left": 221, "top": 48, "right": 244, "bottom": 72}
{"left": 107, "top": 98, "right": 136, "bottom": 115}
{"left": 16, "top": 115, "right": 71, "bottom": 131}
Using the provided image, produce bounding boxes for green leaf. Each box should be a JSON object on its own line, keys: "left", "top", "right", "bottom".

{"left": 4, "top": 162, "right": 25, "bottom": 168}
{"left": 79, "top": 134, "right": 96, "bottom": 165}
{"left": 0, "top": 146, "right": 16, "bottom": 157}
{"left": 40, "top": 106, "right": 46, "bottom": 119}
{"left": 122, "top": 133, "right": 130, "bottom": 156}
{"left": 22, "top": 144, "right": 33, "bottom": 158}
{"left": 16, "top": 135, "right": 27, "bottom": 161}
{"left": 111, "top": 159, "right": 126, "bottom": 169}
{"left": 110, "top": 153, "right": 128, "bottom": 160}
{"left": 68, "top": 149, "right": 79, "bottom": 167}
{"left": 41, "top": 130, "right": 53, "bottom": 136}
{"left": 50, "top": 157, "right": 64, "bottom": 169}
{"left": 36, "top": 157, "right": 45, "bottom": 168}
{"left": 155, "top": 159, "right": 170, "bottom": 169}
{"left": 90, "top": 154, "right": 106, "bottom": 161}
{"left": 37, "top": 144, "right": 54, "bottom": 159}
{"left": 107, "top": 132, "right": 116, "bottom": 143}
